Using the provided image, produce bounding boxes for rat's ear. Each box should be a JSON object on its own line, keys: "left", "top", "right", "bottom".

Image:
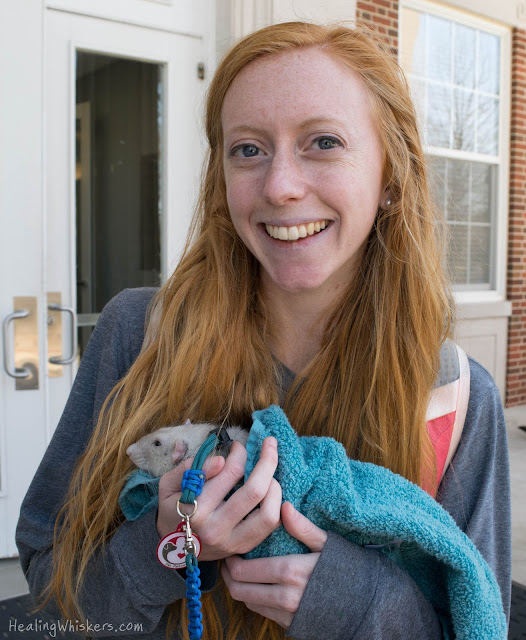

{"left": 184, "top": 418, "right": 192, "bottom": 425}
{"left": 172, "top": 440, "right": 188, "bottom": 464}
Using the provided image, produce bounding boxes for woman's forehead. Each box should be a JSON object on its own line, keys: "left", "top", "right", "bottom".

{"left": 221, "top": 48, "right": 377, "bottom": 139}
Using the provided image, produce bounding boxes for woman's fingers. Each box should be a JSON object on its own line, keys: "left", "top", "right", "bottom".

{"left": 221, "top": 507, "right": 329, "bottom": 627}
{"left": 223, "top": 554, "right": 284, "bottom": 585}
{"left": 224, "top": 577, "right": 300, "bottom": 615}
{"left": 280, "top": 501, "right": 327, "bottom": 552}
{"left": 156, "top": 455, "right": 225, "bottom": 538}
{"left": 157, "top": 457, "right": 192, "bottom": 501}
{"left": 223, "top": 552, "right": 319, "bottom": 587}
{"left": 158, "top": 454, "right": 225, "bottom": 501}
{"left": 218, "top": 437, "right": 279, "bottom": 523}
{"left": 228, "top": 478, "right": 282, "bottom": 553}
{"left": 193, "top": 440, "right": 248, "bottom": 512}
{"left": 160, "top": 436, "right": 281, "bottom": 558}
{"left": 222, "top": 553, "right": 321, "bottom": 629}
{"left": 196, "top": 437, "right": 278, "bottom": 520}
{"left": 242, "top": 604, "right": 288, "bottom": 626}
{"left": 194, "top": 438, "right": 280, "bottom": 559}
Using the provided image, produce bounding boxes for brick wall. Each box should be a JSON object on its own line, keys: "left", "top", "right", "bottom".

{"left": 356, "top": 0, "right": 399, "bottom": 54}
{"left": 506, "top": 27, "right": 526, "bottom": 406}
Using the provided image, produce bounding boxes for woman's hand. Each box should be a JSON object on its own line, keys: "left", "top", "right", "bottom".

{"left": 221, "top": 501, "right": 328, "bottom": 629}
{"left": 156, "top": 437, "right": 282, "bottom": 561}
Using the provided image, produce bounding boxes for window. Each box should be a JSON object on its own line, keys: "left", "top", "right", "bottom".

{"left": 400, "top": 1, "right": 510, "bottom": 295}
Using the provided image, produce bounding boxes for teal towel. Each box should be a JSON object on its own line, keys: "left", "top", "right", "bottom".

{"left": 119, "top": 469, "right": 159, "bottom": 520}
{"left": 119, "top": 405, "right": 506, "bottom": 639}
{"left": 244, "top": 405, "right": 506, "bottom": 640}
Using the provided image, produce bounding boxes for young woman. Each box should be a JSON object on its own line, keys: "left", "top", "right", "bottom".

{"left": 16, "top": 21, "right": 511, "bottom": 640}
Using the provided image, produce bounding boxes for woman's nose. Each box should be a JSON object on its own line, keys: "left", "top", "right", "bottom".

{"left": 262, "top": 151, "right": 307, "bottom": 206}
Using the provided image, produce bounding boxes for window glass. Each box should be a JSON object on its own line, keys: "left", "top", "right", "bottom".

{"left": 453, "top": 88, "right": 475, "bottom": 151}
{"left": 75, "top": 52, "right": 163, "bottom": 357}
{"left": 448, "top": 225, "right": 468, "bottom": 284}
{"left": 427, "top": 15, "right": 451, "bottom": 82}
{"left": 401, "top": 5, "right": 502, "bottom": 290}
{"left": 477, "top": 96, "right": 499, "bottom": 155}
{"left": 427, "top": 157, "right": 497, "bottom": 288}
{"left": 446, "top": 159, "right": 470, "bottom": 221}
{"left": 427, "top": 84, "right": 451, "bottom": 147}
{"left": 470, "top": 226, "right": 491, "bottom": 284}
{"left": 400, "top": 8, "right": 426, "bottom": 77}
{"left": 471, "top": 163, "right": 493, "bottom": 223}
{"left": 478, "top": 32, "right": 500, "bottom": 94}
{"left": 427, "top": 155, "right": 446, "bottom": 211}
{"left": 454, "top": 24, "right": 476, "bottom": 89}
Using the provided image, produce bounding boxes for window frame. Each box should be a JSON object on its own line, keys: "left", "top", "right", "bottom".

{"left": 399, "top": 0, "right": 511, "bottom": 305}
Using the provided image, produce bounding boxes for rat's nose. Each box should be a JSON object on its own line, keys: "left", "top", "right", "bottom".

{"left": 126, "top": 444, "right": 137, "bottom": 461}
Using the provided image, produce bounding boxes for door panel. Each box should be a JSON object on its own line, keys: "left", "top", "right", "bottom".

{"left": 0, "top": 4, "right": 207, "bottom": 559}
{"left": 46, "top": 9, "right": 206, "bottom": 442}
{"left": 0, "top": 0, "right": 47, "bottom": 559}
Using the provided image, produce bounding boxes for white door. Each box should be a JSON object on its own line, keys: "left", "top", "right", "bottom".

{"left": 0, "top": 4, "right": 210, "bottom": 558}
{"left": 0, "top": 0, "right": 47, "bottom": 560}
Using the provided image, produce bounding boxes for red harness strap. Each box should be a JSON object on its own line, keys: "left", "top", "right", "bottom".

{"left": 426, "top": 344, "right": 470, "bottom": 490}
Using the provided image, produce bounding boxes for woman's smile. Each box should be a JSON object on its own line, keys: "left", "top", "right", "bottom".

{"left": 263, "top": 220, "right": 330, "bottom": 242}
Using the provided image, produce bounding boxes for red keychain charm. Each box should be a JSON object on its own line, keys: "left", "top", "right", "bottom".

{"left": 157, "top": 520, "right": 202, "bottom": 570}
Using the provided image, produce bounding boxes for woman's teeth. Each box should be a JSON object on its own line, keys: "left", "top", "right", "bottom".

{"left": 264, "top": 220, "right": 328, "bottom": 241}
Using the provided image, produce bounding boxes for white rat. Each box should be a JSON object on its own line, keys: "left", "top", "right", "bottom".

{"left": 126, "top": 420, "right": 249, "bottom": 478}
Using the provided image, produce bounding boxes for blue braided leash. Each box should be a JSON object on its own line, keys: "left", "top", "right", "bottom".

{"left": 180, "top": 428, "right": 231, "bottom": 640}
{"left": 184, "top": 553, "right": 203, "bottom": 639}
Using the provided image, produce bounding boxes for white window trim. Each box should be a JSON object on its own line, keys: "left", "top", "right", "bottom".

{"left": 400, "top": 0, "right": 511, "bottom": 309}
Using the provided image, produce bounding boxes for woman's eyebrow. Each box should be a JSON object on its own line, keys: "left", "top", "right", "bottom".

{"left": 224, "top": 117, "right": 347, "bottom": 139}
{"left": 224, "top": 124, "right": 267, "bottom": 138}
{"left": 296, "top": 116, "right": 348, "bottom": 131}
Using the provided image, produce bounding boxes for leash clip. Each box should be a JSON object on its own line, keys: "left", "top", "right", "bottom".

{"left": 183, "top": 515, "right": 198, "bottom": 556}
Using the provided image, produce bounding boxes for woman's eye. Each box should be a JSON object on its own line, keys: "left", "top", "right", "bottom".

{"left": 231, "top": 144, "right": 260, "bottom": 158}
{"left": 314, "top": 136, "right": 342, "bottom": 150}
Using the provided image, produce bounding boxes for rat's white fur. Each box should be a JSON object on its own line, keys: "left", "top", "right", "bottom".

{"left": 126, "top": 421, "right": 248, "bottom": 477}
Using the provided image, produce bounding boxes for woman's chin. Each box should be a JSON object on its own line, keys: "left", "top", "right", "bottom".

{"left": 263, "top": 269, "right": 332, "bottom": 296}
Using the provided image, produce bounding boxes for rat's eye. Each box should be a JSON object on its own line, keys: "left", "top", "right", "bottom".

{"left": 154, "top": 439, "right": 161, "bottom": 446}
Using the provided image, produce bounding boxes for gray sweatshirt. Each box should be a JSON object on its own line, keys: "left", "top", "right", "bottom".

{"left": 16, "top": 287, "right": 511, "bottom": 639}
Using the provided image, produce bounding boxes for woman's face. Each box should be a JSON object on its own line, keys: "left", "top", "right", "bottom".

{"left": 222, "top": 47, "right": 387, "bottom": 297}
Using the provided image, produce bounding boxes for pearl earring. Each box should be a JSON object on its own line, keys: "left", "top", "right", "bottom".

{"left": 386, "top": 199, "right": 392, "bottom": 207}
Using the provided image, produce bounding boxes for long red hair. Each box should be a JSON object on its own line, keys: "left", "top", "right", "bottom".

{"left": 40, "top": 22, "right": 452, "bottom": 639}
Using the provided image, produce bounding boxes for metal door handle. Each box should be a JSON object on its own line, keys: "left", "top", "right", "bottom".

{"left": 2, "top": 310, "right": 30, "bottom": 378}
{"left": 48, "top": 303, "right": 77, "bottom": 364}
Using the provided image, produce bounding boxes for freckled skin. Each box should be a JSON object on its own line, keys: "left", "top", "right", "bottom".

{"left": 222, "top": 48, "right": 387, "bottom": 298}
{"left": 126, "top": 423, "right": 248, "bottom": 477}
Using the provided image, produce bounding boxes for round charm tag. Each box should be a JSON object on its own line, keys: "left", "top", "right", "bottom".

{"left": 157, "top": 522, "right": 201, "bottom": 570}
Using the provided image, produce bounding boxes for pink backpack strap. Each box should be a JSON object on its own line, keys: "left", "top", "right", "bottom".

{"left": 426, "top": 344, "right": 470, "bottom": 486}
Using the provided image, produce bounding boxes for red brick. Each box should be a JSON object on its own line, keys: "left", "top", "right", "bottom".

{"left": 357, "top": 2, "right": 377, "bottom": 13}
{"left": 372, "top": 15, "right": 391, "bottom": 26}
{"left": 357, "top": 0, "right": 398, "bottom": 53}
{"left": 508, "top": 27, "right": 526, "bottom": 405}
